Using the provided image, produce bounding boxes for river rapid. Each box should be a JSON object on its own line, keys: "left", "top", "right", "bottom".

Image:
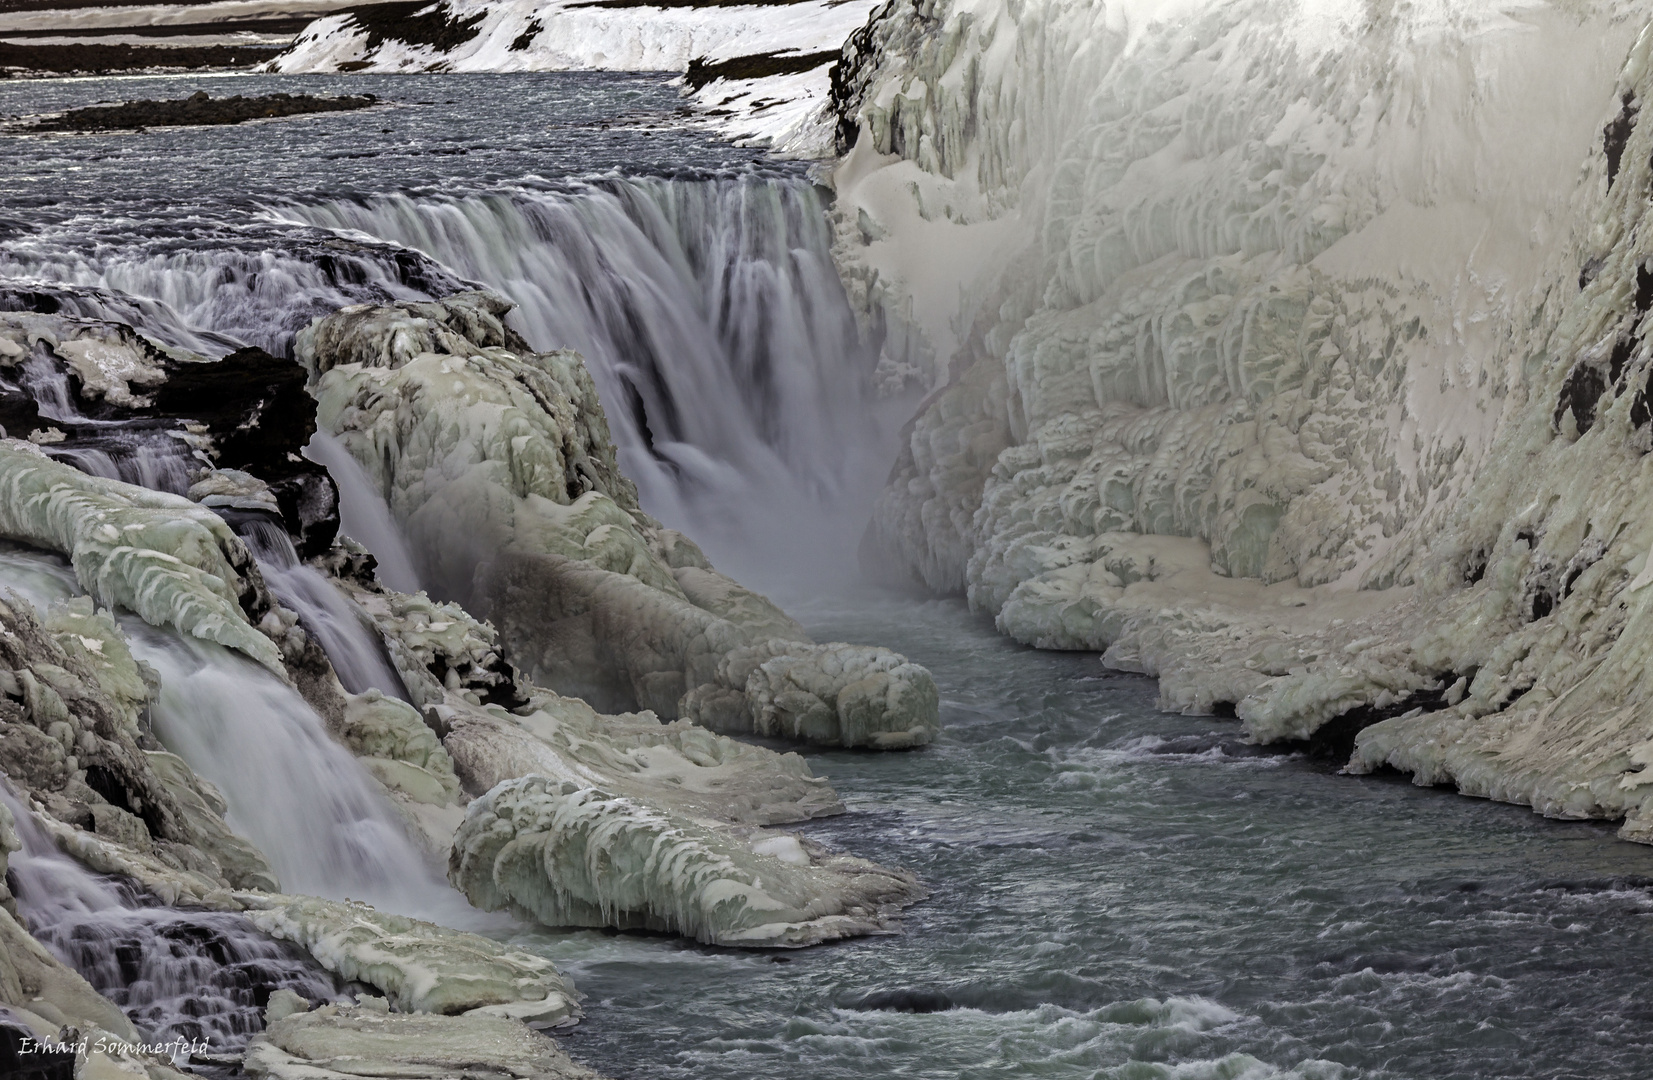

{"left": 4, "top": 72, "right": 1653, "bottom": 1080}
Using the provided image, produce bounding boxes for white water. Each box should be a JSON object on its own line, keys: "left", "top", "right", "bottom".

{"left": 0, "top": 780, "right": 341, "bottom": 1055}
{"left": 122, "top": 620, "right": 475, "bottom": 922}
{"left": 280, "top": 178, "right": 908, "bottom": 585}
{"left": 0, "top": 542, "right": 471, "bottom": 925}
{"left": 238, "top": 517, "right": 409, "bottom": 700}
{"left": 304, "top": 431, "right": 424, "bottom": 594}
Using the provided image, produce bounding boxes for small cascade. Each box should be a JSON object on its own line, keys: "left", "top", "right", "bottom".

{"left": 48, "top": 437, "right": 197, "bottom": 496}
{"left": 122, "top": 621, "right": 472, "bottom": 922}
{"left": 236, "top": 517, "right": 409, "bottom": 701}
{"left": 17, "top": 354, "right": 78, "bottom": 423}
{"left": 0, "top": 542, "right": 473, "bottom": 926}
{"left": 0, "top": 229, "right": 469, "bottom": 358}
{"left": 0, "top": 781, "right": 342, "bottom": 1057}
{"left": 304, "top": 432, "right": 424, "bottom": 594}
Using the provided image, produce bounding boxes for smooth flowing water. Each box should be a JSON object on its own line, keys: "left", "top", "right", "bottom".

{"left": 6, "top": 72, "right": 1653, "bottom": 1080}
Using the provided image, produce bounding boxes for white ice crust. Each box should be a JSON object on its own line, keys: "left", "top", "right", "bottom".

{"left": 449, "top": 775, "right": 922, "bottom": 946}
{"left": 835, "top": 0, "right": 1653, "bottom": 839}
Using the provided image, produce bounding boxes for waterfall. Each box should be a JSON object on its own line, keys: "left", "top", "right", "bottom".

{"left": 303, "top": 432, "right": 424, "bottom": 595}
{"left": 4, "top": 174, "right": 905, "bottom": 585}
{"left": 280, "top": 176, "right": 904, "bottom": 584}
{"left": 0, "top": 543, "right": 476, "bottom": 926}
{"left": 122, "top": 620, "right": 475, "bottom": 922}
{"left": 0, "top": 780, "right": 342, "bottom": 1056}
{"left": 236, "top": 517, "right": 410, "bottom": 701}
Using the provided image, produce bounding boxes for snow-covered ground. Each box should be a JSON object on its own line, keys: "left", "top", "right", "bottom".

{"left": 269, "top": 0, "right": 885, "bottom": 155}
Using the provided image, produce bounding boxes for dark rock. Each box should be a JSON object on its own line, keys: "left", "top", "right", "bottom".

{"left": 26, "top": 91, "right": 378, "bottom": 133}
{"left": 334, "top": 0, "right": 485, "bottom": 55}
{"left": 852, "top": 989, "right": 954, "bottom": 1013}
{"left": 1605, "top": 92, "right": 1638, "bottom": 188}
{"left": 684, "top": 50, "right": 838, "bottom": 91}
{"left": 0, "top": 41, "right": 281, "bottom": 77}
{"left": 0, "top": 1022, "right": 75, "bottom": 1080}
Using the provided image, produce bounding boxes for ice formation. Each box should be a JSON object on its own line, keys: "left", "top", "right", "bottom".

{"left": 829, "top": 0, "right": 1653, "bottom": 838}
{"left": 0, "top": 442, "right": 284, "bottom": 671}
{"left": 296, "top": 292, "right": 939, "bottom": 749}
{"left": 245, "top": 998, "right": 602, "bottom": 1080}
{"left": 268, "top": 0, "right": 884, "bottom": 154}
{"left": 450, "top": 776, "right": 922, "bottom": 947}
{"left": 239, "top": 893, "right": 576, "bottom": 1022}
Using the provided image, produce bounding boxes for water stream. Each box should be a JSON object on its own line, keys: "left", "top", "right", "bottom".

{"left": 0, "top": 780, "right": 342, "bottom": 1057}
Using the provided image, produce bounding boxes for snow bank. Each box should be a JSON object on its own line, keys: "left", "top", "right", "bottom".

{"left": 267, "top": 0, "right": 885, "bottom": 154}
{"left": 833, "top": 0, "right": 1653, "bottom": 838}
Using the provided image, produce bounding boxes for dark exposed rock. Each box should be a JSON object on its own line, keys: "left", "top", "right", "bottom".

{"left": 0, "top": 41, "right": 280, "bottom": 77}
{"left": 1605, "top": 92, "right": 1638, "bottom": 188}
{"left": 332, "top": 0, "right": 484, "bottom": 55}
{"left": 153, "top": 347, "right": 339, "bottom": 559}
{"left": 685, "top": 50, "right": 837, "bottom": 91}
{"left": 26, "top": 91, "right": 377, "bottom": 133}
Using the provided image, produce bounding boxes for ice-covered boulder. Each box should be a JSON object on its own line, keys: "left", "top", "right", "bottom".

{"left": 239, "top": 893, "right": 577, "bottom": 1023}
{"left": 450, "top": 776, "right": 922, "bottom": 947}
{"left": 0, "top": 442, "right": 284, "bottom": 671}
{"left": 297, "top": 293, "right": 938, "bottom": 748}
{"left": 245, "top": 999, "right": 603, "bottom": 1080}
{"left": 333, "top": 569, "right": 842, "bottom": 823}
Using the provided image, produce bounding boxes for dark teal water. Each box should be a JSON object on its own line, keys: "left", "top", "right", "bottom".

{"left": 520, "top": 592, "right": 1653, "bottom": 1080}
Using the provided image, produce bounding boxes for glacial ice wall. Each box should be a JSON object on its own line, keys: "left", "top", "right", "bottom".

{"left": 834, "top": 0, "right": 1653, "bottom": 836}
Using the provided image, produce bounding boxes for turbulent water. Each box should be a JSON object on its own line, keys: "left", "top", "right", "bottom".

{"left": 7, "top": 71, "right": 1653, "bottom": 1078}
{"left": 531, "top": 593, "right": 1653, "bottom": 1080}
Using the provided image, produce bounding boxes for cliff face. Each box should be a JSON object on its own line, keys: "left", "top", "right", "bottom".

{"left": 832, "top": 0, "right": 1653, "bottom": 838}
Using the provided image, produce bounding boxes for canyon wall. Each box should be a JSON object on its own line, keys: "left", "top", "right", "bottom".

{"left": 834, "top": 0, "right": 1653, "bottom": 838}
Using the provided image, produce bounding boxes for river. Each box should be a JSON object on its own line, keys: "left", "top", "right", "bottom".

{"left": 4, "top": 71, "right": 1652, "bottom": 1080}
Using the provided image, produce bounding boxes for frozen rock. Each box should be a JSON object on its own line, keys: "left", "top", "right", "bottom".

{"left": 297, "top": 293, "right": 938, "bottom": 748}
{"left": 0, "top": 442, "right": 284, "bottom": 671}
{"left": 829, "top": 0, "right": 1653, "bottom": 839}
{"left": 339, "top": 569, "right": 846, "bottom": 823}
{"left": 449, "top": 776, "right": 923, "bottom": 947}
{"left": 244, "top": 1001, "right": 603, "bottom": 1080}
{"left": 238, "top": 892, "right": 578, "bottom": 1022}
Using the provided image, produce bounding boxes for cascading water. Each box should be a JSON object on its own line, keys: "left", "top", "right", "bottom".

{"left": 303, "top": 432, "right": 424, "bottom": 594}
{"left": 0, "top": 781, "right": 343, "bottom": 1057}
{"left": 236, "top": 517, "right": 409, "bottom": 700}
{"left": 280, "top": 177, "right": 906, "bottom": 581}
{"left": 4, "top": 161, "right": 906, "bottom": 585}
{"left": 0, "top": 542, "right": 474, "bottom": 926}
{"left": 122, "top": 621, "right": 479, "bottom": 923}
